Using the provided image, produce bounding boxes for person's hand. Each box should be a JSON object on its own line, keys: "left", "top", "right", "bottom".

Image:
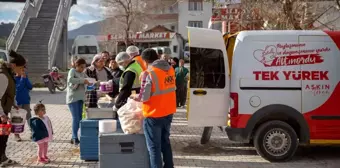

{"left": 21, "top": 73, "right": 26, "bottom": 78}
{"left": 129, "top": 95, "right": 138, "bottom": 101}
{"left": 13, "top": 105, "right": 19, "bottom": 110}
{"left": 113, "top": 105, "right": 119, "bottom": 111}
{"left": 0, "top": 115, "right": 8, "bottom": 123}
{"left": 84, "top": 79, "right": 90, "bottom": 85}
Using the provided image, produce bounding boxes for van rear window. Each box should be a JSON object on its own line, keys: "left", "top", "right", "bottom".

{"left": 190, "top": 47, "right": 226, "bottom": 88}
{"left": 78, "top": 46, "right": 97, "bottom": 54}
{"left": 0, "top": 52, "right": 7, "bottom": 61}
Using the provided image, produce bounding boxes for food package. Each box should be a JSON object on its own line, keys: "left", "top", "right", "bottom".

{"left": 99, "top": 81, "right": 113, "bottom": 93}
{"left": 98, "top": 97, "right": 114, "bottom": 108}
{"left": 117, "top": 98, "right": 143, "bottom": 134}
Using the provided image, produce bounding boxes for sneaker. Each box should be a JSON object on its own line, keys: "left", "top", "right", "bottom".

{"left": 43, "top": 157, "right": 50, "bottom": 163}
{"left": 75, "top": 139, "right": 80, "bottom": 145}
{"left": 37, "top": 158, "right": 48, "bottom": 164}
{"left": 14, "top": 134, "right": 22, "bottom": 142}
{"left": 71, "top": 139, "right": 80, "bottom": 145}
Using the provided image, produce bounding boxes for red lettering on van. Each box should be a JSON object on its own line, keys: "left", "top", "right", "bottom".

{"left": 272, "top": 54, "right": 323, "bottom": 67}
{"left": 254, "top": 71, "right": 329, "bottom": 80}
{"left": 253, "top": 71, "right": 279, "bottom": 80}
{"left": 283, "top": 71, "right": 329, "bottom": 80}
{"left": 254, "top": 45, "right": 326, "bottom": 67}
{"left": 305, "top": 84, "right": 330, "bottom": 96}
{"left": 253, "top": 71, "right": 261, "bottom": 80}
{"left": 283, "top": 71, "right": 291, "bottom": 80}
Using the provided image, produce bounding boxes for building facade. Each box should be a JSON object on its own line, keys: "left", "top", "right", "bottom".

{"left": 100, "top": 0, "right": 213, "bottom": 58}
{"left": 177, "top": 0, "right": 213, "bottom": 40}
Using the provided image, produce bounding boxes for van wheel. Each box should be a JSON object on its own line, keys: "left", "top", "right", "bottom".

{"left": 254, "top": 120, "right": 298, "bottom": 162}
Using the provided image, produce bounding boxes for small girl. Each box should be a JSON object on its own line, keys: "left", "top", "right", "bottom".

{"left": 29, "top": 102, "right": 53, "bottom": 164}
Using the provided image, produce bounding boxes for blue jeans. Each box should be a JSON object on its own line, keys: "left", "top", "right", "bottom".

{"left": 68, "top": 100, "right": 83, "bottom": 140}
{"left": 144, "top": 114, "right": 174, "bottom": 168}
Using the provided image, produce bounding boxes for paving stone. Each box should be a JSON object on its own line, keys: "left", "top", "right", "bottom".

{"left": 4, "top": 88, "right": 340, "bottom": 168}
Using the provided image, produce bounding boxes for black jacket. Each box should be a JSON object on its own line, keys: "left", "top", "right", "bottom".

{"left": 110, "top": 67, "right": 123, "bottom": 98}
{"left": 115, "top": 61, "right": 140, "bottom": 109}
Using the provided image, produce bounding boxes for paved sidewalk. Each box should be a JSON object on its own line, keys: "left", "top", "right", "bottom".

{"left": 4, "top": 88, "right": 340, "bottom": 168}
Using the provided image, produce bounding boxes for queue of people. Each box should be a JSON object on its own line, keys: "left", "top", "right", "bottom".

{"left": 0, "top": 46, "right": 188, "bottom": 167}
{"left": 66, "top": 46, "right": 188, "bottom": 168}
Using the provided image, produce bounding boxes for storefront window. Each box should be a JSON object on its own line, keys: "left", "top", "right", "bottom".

{"left": 173, "top": 46, "right": 178, "bottom": 53}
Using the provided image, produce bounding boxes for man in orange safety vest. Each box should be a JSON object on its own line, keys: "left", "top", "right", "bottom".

{"left": 138, "top": 48, "right": 176, "bottom": 168}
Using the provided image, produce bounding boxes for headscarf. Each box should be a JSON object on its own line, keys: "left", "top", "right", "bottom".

{"left": 91, "top": 54, "right": 102, "bottom": 66}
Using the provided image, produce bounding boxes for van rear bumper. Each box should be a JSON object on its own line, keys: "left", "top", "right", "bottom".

{"left": 225, "top": 127, "right": 250, "bottom": 143}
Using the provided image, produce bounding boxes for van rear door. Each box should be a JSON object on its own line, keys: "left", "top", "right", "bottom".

{"left": 299, "top": 34, "right": 340, "bottom": 140}
{"left": 187, "top": 27, "right": 230, "bottom": 127}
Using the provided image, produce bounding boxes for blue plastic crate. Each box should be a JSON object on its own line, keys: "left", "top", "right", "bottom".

{"left": 80, "top": 119, "right": 100, "bottom": 161}
{"left": 79, "top": 119, "right": 121, "bottom": 161}
{"left": 80, "top": 136, "right": 98, "bottom": 161}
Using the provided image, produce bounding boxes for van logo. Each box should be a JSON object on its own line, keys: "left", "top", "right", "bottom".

{"left": 253, "top": 44, "right": 329, "bottom": 67}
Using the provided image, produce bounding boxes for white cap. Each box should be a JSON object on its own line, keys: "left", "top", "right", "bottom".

{"left": 115, "top": 52, "right": 130, "bottom": 63}
{"left": 126, "top": 46, "right": 140, "bottom": 57}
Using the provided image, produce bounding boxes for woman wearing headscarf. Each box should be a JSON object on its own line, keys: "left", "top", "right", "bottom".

{"left": 84, "top": 54, "right": 113, "bottom": 108}
{"left": 0, "top": 50, "right": 26, "bottom": 166}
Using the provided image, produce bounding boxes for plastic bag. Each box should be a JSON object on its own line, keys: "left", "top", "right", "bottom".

{"left": 117, "top": 98, "right": 143, "bottom": 134}
{"left": 9, "top": 109, "right": 27, "bottom": 134}
{"left": 0, "top": 122, "right": 11, "bottom": 136}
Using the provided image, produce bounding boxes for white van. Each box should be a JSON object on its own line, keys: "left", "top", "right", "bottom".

{"left": 71, "top": 35, "right": 100, "bottom": 64}
{"left": 187, "top": 27, "right": 340, "bottom": 162}
{"left": 0, "top": 49, "right": 9, "bottom": 62}
{"left": 152, "top": 46, "right": 172, "bottom": 57}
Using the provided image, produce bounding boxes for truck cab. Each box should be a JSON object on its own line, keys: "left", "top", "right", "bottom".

{"left": 187, "top": 27, "right": 340, "bottom": 162}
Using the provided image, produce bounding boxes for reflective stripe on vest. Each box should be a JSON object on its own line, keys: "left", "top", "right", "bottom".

{"left": 133, "top": 56, "right": 147, "bottom": 71}
{"left": 119, "top": 61, "right": 143, "bottom": 91}
{"left": 142, "top": 66, "right": 176, "bottom": 118}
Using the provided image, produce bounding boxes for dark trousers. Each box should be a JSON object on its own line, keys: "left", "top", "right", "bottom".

{"left": 0, "top": 134, "right": 8, "bottom": 160}
{"left": 144, "top": 114, "right": 174, "bottom": 168}
{"left": 176, "top": 83, "right": 186, "bottom": 107}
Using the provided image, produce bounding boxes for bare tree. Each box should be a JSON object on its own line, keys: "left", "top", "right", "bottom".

{"left": 240, "top": 0, "right": 337, "bottom": 30}
{"left": 101, "top": 0, "right": 168, "bottom": 47}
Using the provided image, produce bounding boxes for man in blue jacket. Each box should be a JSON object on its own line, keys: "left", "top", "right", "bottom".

{"left": 14, "top": 68, "right": 33, "bottom": 141}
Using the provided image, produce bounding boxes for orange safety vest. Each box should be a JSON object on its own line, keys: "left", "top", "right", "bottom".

{"left": 142, "top": 66, "right": 177, "bottom": 118}
{"left": 133, "top": 55, "right": 147, "bottom": 71}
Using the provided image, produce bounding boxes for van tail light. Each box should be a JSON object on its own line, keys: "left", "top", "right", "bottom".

{"left": 230, "top": 92, "right": 239, "bottom": 117}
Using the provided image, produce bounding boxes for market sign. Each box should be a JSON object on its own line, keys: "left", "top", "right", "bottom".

{"left": 108, "top": 32, "right": 176, "bottom": 41}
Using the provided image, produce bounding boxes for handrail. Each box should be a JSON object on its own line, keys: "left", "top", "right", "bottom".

{"left": 48, "top": 0, "right": 71, "bottom": 69}
{"left": 6, "top": 0, "right": 44, "bottom": 51}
